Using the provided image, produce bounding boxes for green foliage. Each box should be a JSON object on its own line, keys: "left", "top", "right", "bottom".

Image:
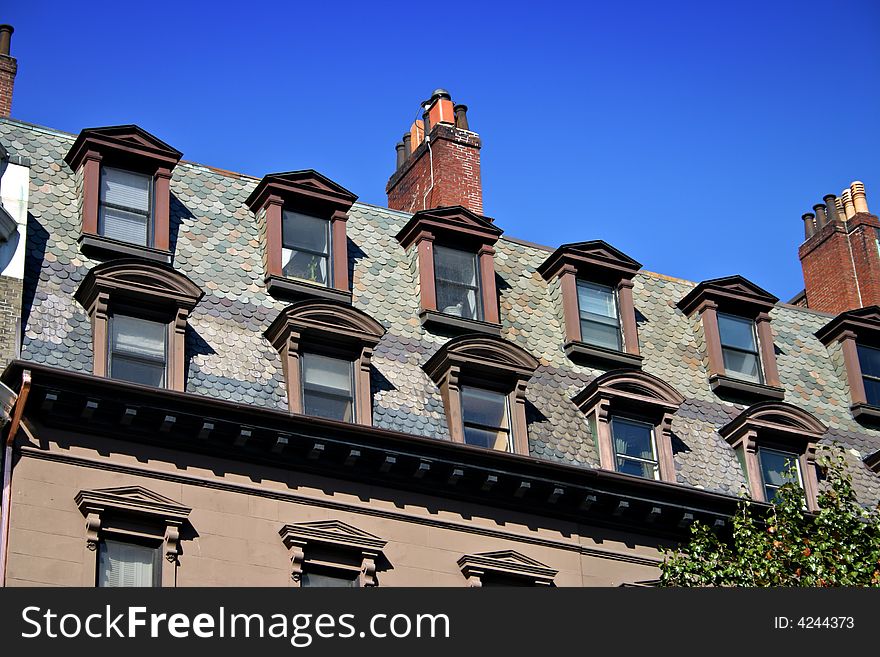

{"left": 659, "top": 449, "right": 880, "bottom": 586}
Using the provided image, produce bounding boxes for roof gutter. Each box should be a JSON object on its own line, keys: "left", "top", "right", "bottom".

{"left": 0, "top": 368, "right": 30, "bottom": 587}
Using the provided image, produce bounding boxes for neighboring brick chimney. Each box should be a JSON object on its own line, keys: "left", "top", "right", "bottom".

{"left": 0, "top": 25, "right": 16, "bottom": 118}
{"left": 798, "top": 181, "right": 880, "bottom": 314}
{"left": 386, "top": 89, "right": 483, "bottom": 214}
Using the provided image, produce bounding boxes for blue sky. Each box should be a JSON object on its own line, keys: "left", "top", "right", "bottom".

{"left": 4, "top": 0, "right": 879, "bottom": 300}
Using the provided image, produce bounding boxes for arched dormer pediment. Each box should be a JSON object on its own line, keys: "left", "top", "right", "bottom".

{"left": 422, "top": 334, "right": 539, "bottom": 384}
{"left": 75, "top": 259, "right": 204, "bottom": 312}
{"left": 719, "top": 401, "right": 827, "bottom": 444}
{"left": 264, "top": 299, "right": 386, "bottom": 351}
{"left": 572, "top": 369, "right": 685, "bottom": 414}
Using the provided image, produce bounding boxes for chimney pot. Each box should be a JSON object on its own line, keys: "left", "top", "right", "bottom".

{"left": 402, "top": 133, "right": 412, "bottom": 158}
{"left": 851, "top": 181, "right": 868, "bottom": 214}
{"left": 823, "top": 194, "right": 840, "bottom": 224}
{"left": 841, "top": 189, "right": 856, "bottom": 219}
{"left": 395, "top": 142, "right": 405, "bottom": 170}
{"left": 813, "top": 203, "right": 828, "bottom": 227}
{"left": 802, "top": 212, "right": 816, "bottom": 239}
{"left": 0, "top": 25, "right": 12, "bottom": 57}
{"left": 454, "top": 104, "right": 469, "bottom": 130}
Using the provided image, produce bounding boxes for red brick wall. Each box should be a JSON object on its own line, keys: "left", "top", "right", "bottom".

{"left": 0, "top": 54, "right": 17, "bottom": 118}
{"left": 387, "top": 123, "right": 482, "bottom": 215}
{"left": 799, "top": 213, "right": 880, "bottom": 314}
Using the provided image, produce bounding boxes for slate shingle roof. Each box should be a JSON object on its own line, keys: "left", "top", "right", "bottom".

{"left": 3, "top": 117, "right": 879, "bottom": 504}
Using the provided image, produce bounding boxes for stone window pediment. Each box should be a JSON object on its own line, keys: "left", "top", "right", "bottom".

{"left": 457, "top": 550, "right": 557, "bottom": 587}
{"left": 75, "top": 486, "right": 191, "bottom": 587}
{"left": 279, "top": 520, "right": 387, "bottom": 587}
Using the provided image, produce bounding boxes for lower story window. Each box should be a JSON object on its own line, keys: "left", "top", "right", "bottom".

{"left": 301, "top": 352, "right": 355, "bottom": 422}
{"left": 461, "top": 386, "right": 511, "bottom": 451}
{"left": 98, "top": 539, "right": 160, "bottom": 588}
{"left": 758, "top": 448, "right": 802, "bottom": 503}
{"left": 301, "top": 566, "right": 359, "bottom": 588}
{"left": 109, "top": 314, "right": 167, "bottom": 387}
{"left": 610, "top": 416, "right": 659, "bottom": 479}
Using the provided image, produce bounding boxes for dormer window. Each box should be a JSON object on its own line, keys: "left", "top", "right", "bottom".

{"left": 434, "top": 245, "right": 482, "bottom": 320}
{"left": 815, "top": 305, "right": 880, "bottom": 422}
{"left": 423, "top": 334, "right": 539, "bottom": 455}
{"left": 265, "top": 300, "right": 385, "bottom": 425}
{"left": 717, "top": 312, "right": 762, "bottom": 384}
{"left": 246, "top": 170, "right": 356, "bottom": 303}
{"left": 64, "top": 125, "right": 182, "bottom": 263}
{"left": 75, "top": 260, "right": 204, "bottom": 392}
{"left": 395, "top": 206, "right": 502, "bottom": 335}
{"left": 538, "top": 241, "right": 642, "bottom": 368}
{"left": 577, "top": 280, "right": 621, "bottom": 351}
{"left": 677, "top": 275, "right": 783, "bottom": 401}
{"left": 282, "top": 210, "right": 330, "bottom": 285}
{"left": 719, "top": 401, "right": 826, "bottom": 511}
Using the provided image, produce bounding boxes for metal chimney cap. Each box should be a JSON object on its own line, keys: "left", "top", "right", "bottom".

{"left": 430, "top": 88, "right": 451, "bottom": 100}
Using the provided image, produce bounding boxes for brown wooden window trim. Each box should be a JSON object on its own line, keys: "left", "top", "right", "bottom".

{"left": 718, "top": 401, "right": 826, "bottom": 512}
{"left": 74, "top": 259, "right": 204, "bottom": 392}
{"left": 537, "top": 241, "right": 643, "bottom": 368}
{"left": 815, "top": 305, "right": 880, "bottom": 423}
{"left": 457, "top": 550, "right": 557, "bottom": 587}
{"left": 572, "top": 369, "right": 685, "bottom": 483}
{"left": 278, "top": 520, "right": 387, "bottom": 587}
{"left": 677, "top": 275, "right": 784, "bottom": 401}
{"left": 422, "top": 334, "right": 539, "bottom": 455}
{"left": 64, "top": 125, "right": 182, "bottom": 263}
{"left": 395, "top": 206, "right": 503, "bottom": 336}
{"left": 75, "top": 486, "right": 191, "bottom": 588}
{"left": 245, "top": 170, "right": 357, "bottom": 304}
{"left": 264, "top": 300, "right": 386, "bottom": 425}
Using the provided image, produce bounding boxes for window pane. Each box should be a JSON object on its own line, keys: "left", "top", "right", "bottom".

{"left": 580, "top": 319, "right": 622, "bottom": 350}
{"left": 301, "top": 570, "right": 358, "bottom": 588}
{"left": 112, "top": 316, "right": 166, "bottom": 360}
{"left": 436, "top": 280, "right": 478, "bottom": 319}
{"left": 857, "top": 344, "right": 880, "bottom": 378}
{"left": 864, "top": 377, "right": 880, "bottom": 407}
{"left": 281, "top": 248, "right": 328, "bottom": 285}
{"left": 610, "top": 417, "right": 655, "bottom": 460}
{"left": 100, "top": 207, "right": 149, "bottom": 245}
{"left": 282, "top": 211, "right": 329, "bottom": 254}
{"left": 110, "top": 356, "right": 166, "bottom": 387}
{"left": 302, "top": 353, "right": 353, "bottom": 422}
{"left": 759, "top": 449, "right": 799, "bottom": 487}
{"left": 717, "top": 313, "right": 757, "bottom": 351}
{"left": 463, "top": 426, "right": 510, "bottom": 451}
{"left": 722, "top": 348, "right": 761, "bottom": 382}
{"left": 434, "top": 245, "right": 478, "bottom": 285}
{"left": 101, "top": 167, "right": 150, "bottom": 212}
{"left": 616, "top": 456, "right": 658, "bottom": 479}
{"left": 461, "top": 387, "right": 508, "bottom": 428}
{"left": 98, "top": 540, "right": 157, "bottom": 587}
{"left": 577, "top": 281, "right": 617, "bottom": 320}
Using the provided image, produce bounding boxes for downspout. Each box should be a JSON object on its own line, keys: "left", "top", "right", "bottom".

{"left": 0, "top": 368, "right": 30, "bottom": 587}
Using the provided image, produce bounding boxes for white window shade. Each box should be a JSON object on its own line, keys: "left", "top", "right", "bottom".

{"left": 99, "top": 167, "right": 151, "bottom": 246}
{"left": 98, "top": 539, "right": 158, "bottom": 587}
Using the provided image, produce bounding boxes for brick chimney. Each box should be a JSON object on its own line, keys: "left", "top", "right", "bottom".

{"left": 386, "top": 89, "right": 483, "bottom": 214}
{"left": 798, "top": 181, "right": 880, "bottom": 314}
{"left": 0, "top": 25, "right": 16, "bottom": 118}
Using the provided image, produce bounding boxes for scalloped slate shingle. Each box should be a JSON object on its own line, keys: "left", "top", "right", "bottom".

{"left": 3, "top": 117, "right": 879, "bottom": 505}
